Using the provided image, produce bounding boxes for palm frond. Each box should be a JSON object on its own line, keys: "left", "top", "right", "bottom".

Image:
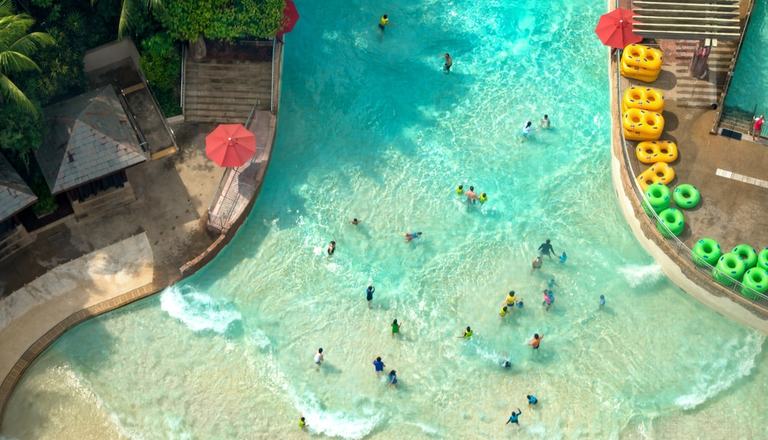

{"left": 9, "top": 31, "right": 55, "bottom": 55}
{"left": 0, "top": 50, "right": 40, "bottom": 74}
{"left": 117, "top": 0, "right": 130, "bottom": 39}
{"left": 0, "top": 73, "right": 36, "bottom": 114}
{"left": 0, "top": 0, "right": 13, "bottom": 17}
{"left": 0, "top": 14, "right": 35, "bottom": 50}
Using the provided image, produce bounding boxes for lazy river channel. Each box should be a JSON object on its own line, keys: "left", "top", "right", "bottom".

{"left": 3, "top": 0, "right": 768, "bottom": 439}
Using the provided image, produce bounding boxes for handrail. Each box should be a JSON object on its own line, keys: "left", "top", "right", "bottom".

{"left": 180, "top": 43, "right": 187, "bottom": 114}
{"left": 612, "top": 50, "right": 768, "bottom": 305}
{"left": 710, "top": 0, "right": 756, "bottom": 133}
{"left": 270, "top": 38, "right": 276, "bottom": 114}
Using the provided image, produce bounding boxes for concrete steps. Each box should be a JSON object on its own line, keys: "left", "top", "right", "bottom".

{"left": 719, "top": 107, "right": 753, "bottom": 133}
{"left": 633, "top": 0, "right": 742, "bottom": 40}
{"left": 664, "top": 41, "right": 737, "bottom": 108}
{"left": 183, "top": 59, "right": 273, "bottom": 123}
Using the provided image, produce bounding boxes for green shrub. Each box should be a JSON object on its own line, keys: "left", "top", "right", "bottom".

{"left": 158, "top": 0, "right": 285, "bottom": 42}
{"left": 140, "top": 34, "right": 182, "bottom": 116}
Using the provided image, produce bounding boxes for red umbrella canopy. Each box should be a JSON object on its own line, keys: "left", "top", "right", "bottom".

{"left": 595, "top": 8, "right": 642, "bottom": 49}
{"left": 205, "top": 124, "right": 257, "bottom": 167}
{"left": 277, "top": 0, "right": 299, "bottom": 36}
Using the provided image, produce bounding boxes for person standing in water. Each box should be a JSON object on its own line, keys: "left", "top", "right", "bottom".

{"left": 366, "top": 285, "right": 375, "bottom": 308}
{"left": 391, "top": 319, "right": 400, "bottom": 336}
{"left": 540, "top": 114, "right": 550, "bottom": 129}
{"left": 542, "top": 290, "right": 553, "bottom": 311}
{"left": 455, "top": 184, "right": 464, "bottom": 195}
{"left": 599, "top": 294, "right": 606, "bottom": 308}
{"left": 299, "top": 416, "right": 307, "bottom": 430}
{"left": 465, "top": 186, "right": 478, "bottom": 204}
{"left": 388, "top": 370, "right": 398, "bottom": 387}
{"left": 351, "top": 218, "right": 360, "bottom": 225}
{"left": 538, "top": 239, "right": 555, "bottom": 258}
{"left": 531, "top": 256, "right": 543, "bottom": 271}
{"left": 378, "top": 14, "right": 389, "bottom": 31}
{"left": 499, "top": 305, "right": 508, "bottom": 318}
{"left": 373, "top": 356, "right": 385, "bottom": 375}
{"left": 443, "top": 53, "right": 453, "bottom": 72}
{"left": 529, "top": 333, "right": 543, "bottom": 351}
{"left": 506, "top": 408, "right": 522, "bottom": 425}
{"left": 462, "top": 326, "right": 473, "bottom": 339}
{"left": 527, "top": 394, "right": 538, "bottom": 407}
{"left": 327, "top": 241, "right": 336, "bottom": 256}
{"left": 314, "top": 348, "right": 324, "bottom": 368}
{"left": 522, "top": 121, "right": 533, "bottom": 139}
{"left": 559, "top": 251, "right": 567, "bottom": 264}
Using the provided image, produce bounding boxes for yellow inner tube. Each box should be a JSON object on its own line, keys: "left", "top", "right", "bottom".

{"left": 623, "top": 108, "right": 665, "bottom": 141}
{"left": 637, "top": 162, "right": 676, "bottom": 191}
{"left": 622, "top": 86, "right": 664, "bottom": 112}
{"left": 635, "top": 140, "right": 678, "bottom": 164}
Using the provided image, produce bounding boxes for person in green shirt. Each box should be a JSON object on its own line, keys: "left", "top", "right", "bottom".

{"left": 299, "top": 416, "right": 307, "bottom": 430}
{"left": 462, "top": 326, "right": 473, "bottom": 339}
{"left": 391, "top": 319, "right": 400, "bottom": 336}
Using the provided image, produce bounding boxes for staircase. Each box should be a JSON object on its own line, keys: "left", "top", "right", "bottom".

{"left": 183, "top": 59, "right": 272, "bottom": 123}
{"left": 664, "top": 40, "right": 737, "bottom": 107}
{"left": 632, "top": 0, "right": 742, "bottom": 41}
{"left": 719, "top": 106, "right": 753, "bottom": 133}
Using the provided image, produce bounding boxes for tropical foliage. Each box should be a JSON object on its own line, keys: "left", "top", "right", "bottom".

{"left": 158, "top": 0, "right": 284, "bottom": 42}
{"left": 140, "top": 33, "right": 180, "bottom": 115}
{"left": 0, "top": 0, "right": 54, "bottom": 112}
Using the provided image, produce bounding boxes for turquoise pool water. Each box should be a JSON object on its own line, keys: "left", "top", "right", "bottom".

{"left": 4, "top": 1, "right": 768, "bottom": 438}
{"left": 725, "top": 0, "right": 768, "bottom": 114}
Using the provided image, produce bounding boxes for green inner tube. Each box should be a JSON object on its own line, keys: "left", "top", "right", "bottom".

{"left": 758, "top": 248, "right": 768, "bottom": 271}
{"left": 713, "top": 252, "right": 747, "bottom": 286}
{"left": 656, "top": 208, "right": 685, "bottom": 238}
{"left": 732, "top": 244, "right": 758, "bottom": 270}
{"left": 643, "top": 183, "right": 670, "bottom": 215}
{"left": 741, "top": 267, "right": 768, "bottom": 300}
{"left": 672, "top": 184, "right": 701, "bottom": 209}
{"left": 691, "top": 237, "right": 721, "bottom": 267}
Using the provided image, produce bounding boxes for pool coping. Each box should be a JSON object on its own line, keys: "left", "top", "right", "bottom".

{"left": 607, "top": 51, "right": 768, "bottom": 333}
{"left": 0, "top": 40, "right": 285, "bottom": 426}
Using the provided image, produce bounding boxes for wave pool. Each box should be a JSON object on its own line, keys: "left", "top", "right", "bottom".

{"left": 3, "top": 0, "right": 768, "bottom": 439}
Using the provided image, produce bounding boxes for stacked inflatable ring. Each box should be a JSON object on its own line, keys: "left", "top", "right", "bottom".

{"left": 621, "top": 44, "right": 663, "bottom": 83}
{"left": 637, "top": 162, "right": 675, "bottom": 191}
{"left": 691, "top": 237, "right": 721, "bottom": 267}
{"left": 622, "top": 86, "right": 665, "bottom": 113}
{"left": 713, "top": 253, "right": 746, "bottom": 287}
{"left": 635, "top": 140, "right": 678, "bottom": 164}
{"left": 623, "top": 108, "right": 664, "bottom": 141}
{"left": 732, "top": 244, "right": 758, "bottom": 270}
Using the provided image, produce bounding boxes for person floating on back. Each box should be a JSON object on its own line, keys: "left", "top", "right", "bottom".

{"left": 540, "top": 114, "right": 550, "bottom": 129}
{"left": 373, "top": 356, "right": 385, "bottom": 375}
{"left": 378, "top": 14, "right": 389, "bottom": 31}
{"left": 327, "top": 241, "right": 336, "bottom": 256}
{"left": 538, "top": 239, "right": 555, "bottom": 258}
{"left": 527, "top": 394, "right": 538, "bottom": 407}
{"left": 366, "top": 285, "right": 375, "bottom": 308}
{"left": 405, "top": 232, "right": 423, "bottom": 242}
{"left": 444, "top": 53, "right": 453, "bottom": 72}
{"left": 529, "top": 333, "right": 543, "bottom": 350}
{"left": 506, "top": 408, "right": 522, "bottom": 425}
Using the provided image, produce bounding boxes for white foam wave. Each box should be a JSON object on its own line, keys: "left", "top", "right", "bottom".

{"left": 249, "top": 328, "right": 272, "bottom": 350}
{"left": 297, "top": 397, "right": 380, "bottom": 440}
{"left": 618, "top": 264, "right": 663, "bottom": 288}
{"left": 674, "top": 333, "right": 764, "bottom": 410}
{"left": 160, "top": 285, "right": 241, "bottom": 334}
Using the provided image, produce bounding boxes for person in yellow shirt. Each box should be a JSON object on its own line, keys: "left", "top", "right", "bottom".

{"left": 499, "top": 306, "right": 508, "bottom": 318}
{"left": 379, "top": 14, "right": 389, "bottom": 31}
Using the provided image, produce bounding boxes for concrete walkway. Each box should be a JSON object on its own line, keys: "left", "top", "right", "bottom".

{"left": 0, "top": 233, "right": 153, "bottom": 389}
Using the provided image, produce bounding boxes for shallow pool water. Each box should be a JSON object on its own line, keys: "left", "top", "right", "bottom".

{"left": 725, "top": 0, "right": 768, "bottom": 114}
{"left": 3, "top": 1, "right": 768, "bottom": 439}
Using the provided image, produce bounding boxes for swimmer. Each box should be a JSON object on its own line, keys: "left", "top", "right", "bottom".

{"left": 527, "top": 394, "right": 538, "bottom": 407}
{"left": 522, "top": 121, "right": 533, "bottom": 137}
{"left": 529, "top": 333, "right": 543, "bottom": 350}
{"left": 444, "top": 53, "right": 453, "bottom": 72}
{"left": 506, "top": 408, "right": 522, "bottom": 425}
{"left": 538, "top": 239, "right": 555, "bottom": 258}
{"left": 391, "top": 319, "right": 400, "bottom": 336}
{"left": 599, "top": 294, "right": 606, "bottom": 308}
{"left": 378, "top": 14, "right": 389, "bottom": 31}
{"left": 540, "top": 114, "right": 550, "bottom": 129}
{"left": 499, "top": 305, "right": 508, "bottom": 318}
{"left": 299, "top": 416, "right": 307, "bottom": 430}
{"left": 455, "top": 184, "right": 464, "bottom": 195}
{"left": 502, "top": 360, "right": 512, "bottom": 369}
{"left": 366, "top": 285, "right": 375, "bottom": 308}
{"left": 327, "top": 241, "right": 336, "bottom": 256}
{"left": 373, "top": 356, "right": 385, "bottom": 374}
{"left": 531, "top": 256, "right": 543, "bottom": 271}
{"left": 479, "top": 192, "right": 488, "bottom": 203}
{"left": 388, "top": 370, "right": 398, "bottom": 387}
{"left": 542, "top": 290, "right": 553, "bottom": 311}
{"left": 559, "top": 251, "right": 567, "bottom": 264}
{"left": 405, "top": 232, "right": 423, "bottom": 242}
{"left": 462, "top": 326, "right": 473, "bottom": 339}
{"left": 465, "top": 186, "right": 478, "bottom": 204}
{"left": 547, "top": 278, "right": 557, "bottom": 289}
{"left": 314, "top": 348, "right": 324, "bottom": 368}
{"left": 351, "top": 218, "right": 360, "bottom": 225}
{"left": 516, "top": 299, "right": 524, "bottom": 309}
{"left": 505, "top": 290, "right": 516, "bottom": 307}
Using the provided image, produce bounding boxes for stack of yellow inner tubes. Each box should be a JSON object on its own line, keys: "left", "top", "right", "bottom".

{"left": 621, "top": 44, "right": 663, "bottom": 83}
{"left": 622, "top": 86, "right": 664, "bottom": 112}
{"left": 637, "top": 162, "right": 675, "bottom": 191}
{"left": 635, "top": 140, "right": 678, "bottom": 164}
{"left": 622, "top": 108, "right": 664, "bottom": 141}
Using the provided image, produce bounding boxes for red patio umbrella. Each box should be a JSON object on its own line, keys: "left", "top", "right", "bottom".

{"left": 594, "top": 8, "right": 642, "bottom": 49}
{"left": 205, "top": 124, "right": 257, "bottom": 167}
{"left": 277, "top": 0, "right": 299, "bottom": 37}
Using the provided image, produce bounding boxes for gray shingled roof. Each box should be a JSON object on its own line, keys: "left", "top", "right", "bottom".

{"left": 37, "top": 86, "right": 147, "bottom": 194}
{"left": 0, "top": 154, "right": 37, "bottom": 221}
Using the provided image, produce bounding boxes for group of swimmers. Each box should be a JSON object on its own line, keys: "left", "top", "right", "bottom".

{"left": 455, "top": 184, "right": 488, "bottom": 204}
{"left": 522, "top": 114, "right": 552, "bottom": 139}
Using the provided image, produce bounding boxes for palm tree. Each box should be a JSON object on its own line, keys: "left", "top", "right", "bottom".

{"left": 0, "top": 0, "right": 54, "bottom": 113}
{"left": 91, "top": 0, "right": 163, "bottom": 39}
